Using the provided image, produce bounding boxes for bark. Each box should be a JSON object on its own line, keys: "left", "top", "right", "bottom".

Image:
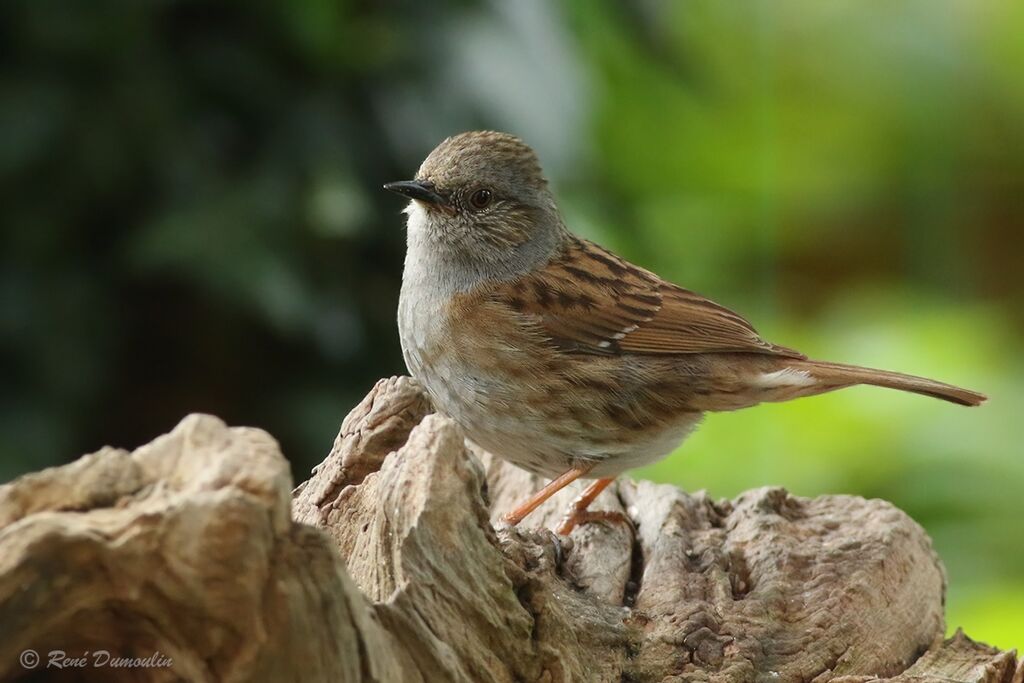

{"left": 0, "top": 376, "right": 1019, "bottom": 683}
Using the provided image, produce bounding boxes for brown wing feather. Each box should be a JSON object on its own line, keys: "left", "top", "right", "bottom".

{"left": 488, "top": 236, "right": 804, "bottom": 359}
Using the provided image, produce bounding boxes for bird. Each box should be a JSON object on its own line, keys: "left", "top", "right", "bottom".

{"left": 383, "top": 130, "right": 986, "bottom": 535}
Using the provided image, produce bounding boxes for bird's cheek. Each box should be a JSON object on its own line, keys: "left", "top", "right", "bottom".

{"left": 428, "top": 202, "right": 458, "bottom": 217}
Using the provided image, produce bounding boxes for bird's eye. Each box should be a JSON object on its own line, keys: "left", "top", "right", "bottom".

{"left": 469, "top": 188, "right": 492, "bottom": 210}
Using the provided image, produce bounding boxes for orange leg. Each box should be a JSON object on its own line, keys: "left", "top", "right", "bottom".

{"left": 555, "top": 477, "right": 631, "bottom": 535}
{"left": 501, "top": 465, "right": 593, "bottom": 526}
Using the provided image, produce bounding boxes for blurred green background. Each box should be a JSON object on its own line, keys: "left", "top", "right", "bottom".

{"left": 1, "top": 0, "right": 1020, "bottom": 649}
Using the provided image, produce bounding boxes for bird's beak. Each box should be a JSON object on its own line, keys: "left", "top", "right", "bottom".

{"left": 383, "top": 180, "right": 446, "bottom": 207}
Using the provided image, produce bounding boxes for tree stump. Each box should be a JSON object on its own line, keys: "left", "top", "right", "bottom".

{"left": 0, "top": 376, "right": 1019, "bottom": 682}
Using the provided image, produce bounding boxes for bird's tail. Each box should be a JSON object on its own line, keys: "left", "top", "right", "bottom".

{"left": 798, "top": 360, "right": 986, "bottom": 407}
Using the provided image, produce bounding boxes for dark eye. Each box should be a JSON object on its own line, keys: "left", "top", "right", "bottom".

{"left": 469, "top": 188, "right": 492, "bottom": 209}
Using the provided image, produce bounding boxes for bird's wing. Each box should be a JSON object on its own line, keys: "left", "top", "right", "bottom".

{"left": 488, "top": 236, "right": 804, "bottom": 358}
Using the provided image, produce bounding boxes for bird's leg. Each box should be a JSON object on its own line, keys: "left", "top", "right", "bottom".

{"left": 501, "top": 465, "right": 593, "bottom": 526}
{"left": 555, "top": 477, "right": 632, "bottom": 535}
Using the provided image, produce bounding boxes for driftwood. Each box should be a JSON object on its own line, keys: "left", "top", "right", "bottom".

{"left": 0, "top": 376, "right": 1019, "bottom": 682}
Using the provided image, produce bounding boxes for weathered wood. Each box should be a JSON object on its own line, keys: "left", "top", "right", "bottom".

{"left": 0, "top": 376, "right": 1019, "bottom": 682}
{"left": 0, "top": 415, "right": 404, "bottom": 682}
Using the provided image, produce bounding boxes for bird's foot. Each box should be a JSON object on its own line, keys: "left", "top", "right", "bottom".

{"left": 555, "top": 509, "right": 633, "bottom": 536}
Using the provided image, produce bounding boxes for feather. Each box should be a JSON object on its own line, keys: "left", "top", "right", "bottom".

{"left": 486, "top": 236, "right": 805, "bottom": 359}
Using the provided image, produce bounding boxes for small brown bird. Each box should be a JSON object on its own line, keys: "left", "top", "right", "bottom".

{"left": 384, "top": 131, "right": 986, "bottom": 535}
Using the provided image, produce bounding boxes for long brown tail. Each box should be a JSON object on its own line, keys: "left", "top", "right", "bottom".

{"left": 799, "top": 360, "right": 987, "bottom": 407}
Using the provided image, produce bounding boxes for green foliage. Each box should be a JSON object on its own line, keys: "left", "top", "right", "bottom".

{"left": 1, "top": 0, "right": 1020, "bottom": 648}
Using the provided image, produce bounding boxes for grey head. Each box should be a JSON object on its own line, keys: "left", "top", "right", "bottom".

{"left": 385, "top": 131, "right": 567, "bottom": 281}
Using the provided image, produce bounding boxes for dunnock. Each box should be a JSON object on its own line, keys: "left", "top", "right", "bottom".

{"left": 384, "top": 131, "right": 985, "bottom": 535}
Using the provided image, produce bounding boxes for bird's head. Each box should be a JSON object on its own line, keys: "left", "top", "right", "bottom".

{"left": 385, "top": 131, "right": 564, "bottom": 273}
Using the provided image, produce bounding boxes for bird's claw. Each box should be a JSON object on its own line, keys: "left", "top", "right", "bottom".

{"left": 555, "top": 509, "right": 634, "bottom": 536}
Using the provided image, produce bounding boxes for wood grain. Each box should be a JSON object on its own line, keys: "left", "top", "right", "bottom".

{"left": 0, "top": 376, "right": 1017, "bottom": 682}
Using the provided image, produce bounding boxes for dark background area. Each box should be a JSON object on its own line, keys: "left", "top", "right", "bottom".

{"left": 1, "top": 0, "right": 1021, "bottom": 646}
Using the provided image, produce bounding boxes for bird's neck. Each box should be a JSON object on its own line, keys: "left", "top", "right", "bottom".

{"left": 401, "top": 203, "right": 568, "bottom": 298}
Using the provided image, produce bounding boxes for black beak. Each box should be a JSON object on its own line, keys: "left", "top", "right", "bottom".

{"left": 383, "top": 180, "right": 446, "bottom": 206}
